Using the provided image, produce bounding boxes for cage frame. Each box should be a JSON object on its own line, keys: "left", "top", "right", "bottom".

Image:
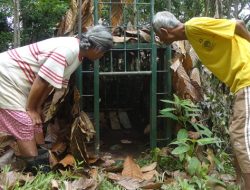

{"left": 76, "top": 0, "right": 172, "bottom": 153}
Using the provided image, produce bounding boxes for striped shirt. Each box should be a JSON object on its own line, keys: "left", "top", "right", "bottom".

{"left": 0, "top": 37, "right": 81, "bottom": 111}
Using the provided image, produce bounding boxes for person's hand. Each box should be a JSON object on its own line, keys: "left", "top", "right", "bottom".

{"left": 26, "top": 109, "right": 42, "bottom": 127}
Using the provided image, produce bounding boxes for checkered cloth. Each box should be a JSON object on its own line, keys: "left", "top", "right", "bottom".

{"left": 0, "top": 109, "right": 42, "bottom": 141}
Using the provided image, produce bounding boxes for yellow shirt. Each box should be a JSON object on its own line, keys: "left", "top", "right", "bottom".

{"left": 185, "top": 17, "right": 250, "bottom": 93}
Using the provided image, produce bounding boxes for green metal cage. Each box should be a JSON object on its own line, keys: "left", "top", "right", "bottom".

{"left": 76, "top": 0, "right": 172, "bottom": 153}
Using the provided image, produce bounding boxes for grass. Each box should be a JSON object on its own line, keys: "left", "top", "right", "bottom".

{"left": 13, "top": 171, "right": 66, "bottom": 190}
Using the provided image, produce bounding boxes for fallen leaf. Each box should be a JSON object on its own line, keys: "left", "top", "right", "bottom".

{"left": 142, "top": 170, "right": 158, "bottom": 181}
{"left": 71, "top": 177, "right": 97, "bottom": 190}
{"left": 0, "top": 149, "right": 14, "bottom": 168}
{"left": 140, "top": 182, "right": 163, "bottom": 189}
{"left": 107, "top": 173, "right": 144, "bottom": 190}
{"left": 122, "top": 156, "right": 143, "bottom": 179}
{"left": 219, "top": 174, "right": 235, "bottom": 182}
{"left": 141, "top": 162, "right": 157, "bottom": 173}
{"left": 59, "top": 154, "right": 75, "bottom": 167}
{"left": 89, "top": 168, "right": 98, "bottom": 180}
{"left": 171, "top": 170, "right": 189, "bottom": 179}
{"left": 0, "top": 171, "right": 34, "bottom": 189}
{"left": 101, "top": 159, "right": 116, "bottom": 168}
{"left": 117, "top": 177, "right": 142, "bottom": 190}
{"left": 107, "top": 172, "right": 123, "bottom": 181}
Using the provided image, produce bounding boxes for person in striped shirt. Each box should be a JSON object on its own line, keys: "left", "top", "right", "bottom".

{"left": 0, "top": 25, "right": 113, "bottom": 164}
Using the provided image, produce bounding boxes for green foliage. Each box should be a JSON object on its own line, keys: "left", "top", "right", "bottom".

{"left": 99, "top": 179, "right": 124, "bottom": 190}
{"left": 13, "top": 170, "right": 68, "bottom": 190}
{"left": 0, "top": 31, "right": 12, "bottom": 52}
{"left": 150, "top": 147, "right": 183, "bottom": 171}
{"left": 20, "top": 0, "right": 69, "bottom": 45}
{"left": 172, "top": 0, "right": 205, "bottom": 19}
{"left": 0, "top": 0, "right": 69, "bottom": 50}
{"left": 159, "top": 95, "right": 227, "bottom": 189}
{"left": 0, "top": 1, "right": 13, "bottom": 51}
{"left": 160, "top": 95, "right": 201, "bottom": 129}
{"left": 178, "top": 178, "right": 196, "bottom": 190}
{"left": 199, "top": 68, "right": 234, "bottom": 151}
{"left": 170, "top": 127, "right": 219, "bottom": 166}
{"left": 161, "top": 182, "right": 181, "bottom": 190}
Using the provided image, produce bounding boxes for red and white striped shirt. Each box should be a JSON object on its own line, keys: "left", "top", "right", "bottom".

{"left": 0, "top": 37, "right": 81, "bottom": 111}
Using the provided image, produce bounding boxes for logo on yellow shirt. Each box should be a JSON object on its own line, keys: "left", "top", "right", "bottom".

{"left": 199, "top": 38, "right": 215, "bottom": 51}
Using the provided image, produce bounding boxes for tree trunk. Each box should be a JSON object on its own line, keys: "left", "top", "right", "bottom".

{"left": 214, "top": 0, "right": 223, "bottom": 18}
{"left": 166, "top": 0, "right": 171, "bottom": 11}
{"left": 233, "top": 0, "right": 239, "bottom": 19}
{"left": 13, "top": 0, "right": 20, "bottom": 48}
{"left": 205, "top": 0, "right": 210, "bottom": 16}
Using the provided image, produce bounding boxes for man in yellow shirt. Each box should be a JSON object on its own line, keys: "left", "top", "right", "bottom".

{"left": 153, "top": 11, "right": 250, "bottom": 189}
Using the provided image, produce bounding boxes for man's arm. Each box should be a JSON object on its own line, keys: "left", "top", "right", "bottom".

{"left": 235, "top": 20, "right": 250, "bottom": 42}
{"left": 26, "top": 75, "right": 52, "bottom": 125}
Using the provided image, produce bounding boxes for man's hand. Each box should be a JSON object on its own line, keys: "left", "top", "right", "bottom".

{"left": 26, "top": 109, "right": 42, "bottom": 126}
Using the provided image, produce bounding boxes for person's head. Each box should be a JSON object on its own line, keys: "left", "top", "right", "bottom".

{"left": 153, "top": 11, "right": 181, "bottom": 44}
{"left": 79, "top": 25, "right": 113, "bottom": 61}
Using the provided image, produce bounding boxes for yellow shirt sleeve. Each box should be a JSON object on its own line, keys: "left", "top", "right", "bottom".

{"left": 185, "top": 17, "right": 236, "bottom": 39}
{"left": 184, "top": 17, "right": 250, "bottom": 93}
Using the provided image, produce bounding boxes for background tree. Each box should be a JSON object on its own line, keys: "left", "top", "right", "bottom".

{"left": 13, "top": 0, "right": 20, "bottom": 48}
{"left": 0, "top": 0, "right": 13, "bottom": 51}
{"left": 20, "top": 0, "right": 69, "bottom": 45}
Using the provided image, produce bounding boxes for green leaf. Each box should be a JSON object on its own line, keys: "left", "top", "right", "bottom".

{"left": 160, "top": 99, "right": 176, "bottom": 104}
{"left": 159, "top": 107, "right": 176, "bottom": 112}
{"left": 191, "top": 123, "right": 213, "bottom": 139}
{"left": 179, "top": 153, "right": 185, "bottom": 162}
{"left": 171, "top": 145, "right": 190, "bottom": 155}
{"left": 170, "top": 141, "right": 187, "bottom": 145}
{"left": 206, "top": 176, "right": 226, "bottom": 187}
{"left": 187, "top": 157, "right": 201, "bottom": 176}
{"left": 177, "top": 129, "right": 188, "bottom": 141}
{"left": 159, "top": 111, "right": 179, "bottom": 121}
{"left": 197, "top": 138, "right": 218, "bottom": 145}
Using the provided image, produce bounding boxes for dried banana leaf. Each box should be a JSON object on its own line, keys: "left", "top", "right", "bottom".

{"left": 113, "top": 36, "right": 137, "bottom": 43}
{"left": 81, "top": 0, "right": 94, "bottom": 28}
{"left": 70, "top": 112, "right": 95, "bottom": 163}
{"left": 190, "top": 68, "right": 201, "bottom": 87}
{"left": 43, "top": 88, "right": 69, "bottom": 123}
{"left": 110, "top": 0, "right": 134, "bottom": 27}
{"left": 64, "top": 0, "right": 78, "bottom": 35}
{"left": 125, "top": 30, "right": 151, "bottom": 42}
{"left": 172, "top": 60, "right": 200, "bottom": 102}
{"left": 183, "top": 53, "right": 193, "bottom": 74}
